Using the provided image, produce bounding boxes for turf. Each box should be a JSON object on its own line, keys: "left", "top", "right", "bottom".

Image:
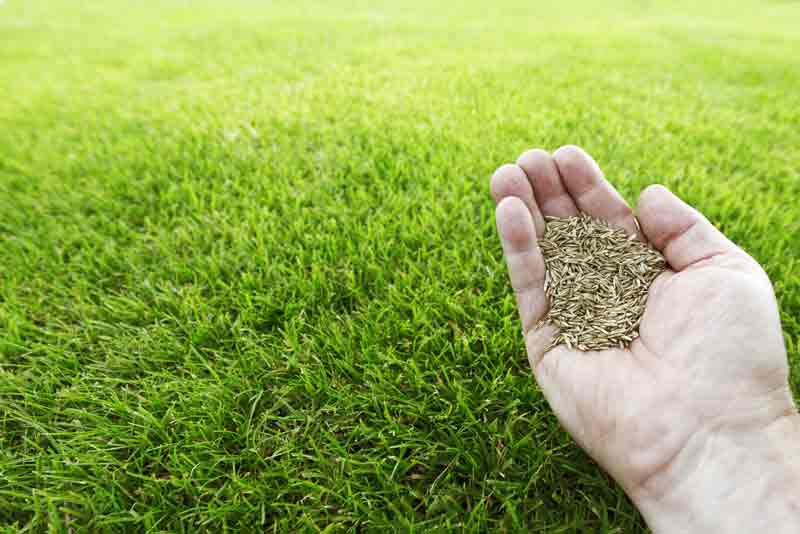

{"left": 1, "top": 0, "right": 799, "bottom": 531}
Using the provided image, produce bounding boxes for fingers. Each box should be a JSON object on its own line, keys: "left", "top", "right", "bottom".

{"left": 552, "top": 145, "right": 639, "bottom": 237}
{"left": 495, "top": 196, "right": 549, "bottom": 335}
{"left": 516, "top": 149, "right": 578, "bottom": 218}
{"left": 525, "top": 324, "right": 558, "bottom": 371}
{"left": 491, "top": 164, "right": 546, "bottom": 236}
{"left": 636, "top": 185, "right": 737, "bottom": 271}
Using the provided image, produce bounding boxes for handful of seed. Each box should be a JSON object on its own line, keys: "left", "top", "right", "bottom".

{"left": 538, "top": 214, "right": 666, "bottom": 351}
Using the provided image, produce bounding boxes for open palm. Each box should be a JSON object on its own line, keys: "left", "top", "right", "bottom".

{"left": 490, "top": 146, "right": 795, "bottom": 507}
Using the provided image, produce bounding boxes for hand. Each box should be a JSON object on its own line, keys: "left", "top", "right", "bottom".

{"left": 491, "top": 146, "right": 800, "bottom": 533}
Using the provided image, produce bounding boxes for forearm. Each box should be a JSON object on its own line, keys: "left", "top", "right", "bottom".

{"left": 632, "top": 413, "right": 800, "bottom": 534}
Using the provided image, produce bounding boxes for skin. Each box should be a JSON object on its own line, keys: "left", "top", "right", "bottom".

{"left": 491, "top": 145, "right": 800, "bottom": 532}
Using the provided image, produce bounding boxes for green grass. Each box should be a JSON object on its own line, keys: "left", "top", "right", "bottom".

{"left": 1, "top": 0, "right": 799, "bottom": 531}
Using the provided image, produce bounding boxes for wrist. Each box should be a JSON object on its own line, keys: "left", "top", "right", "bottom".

{"left": 631, "top": 412, "right": 800, "bottom": 534}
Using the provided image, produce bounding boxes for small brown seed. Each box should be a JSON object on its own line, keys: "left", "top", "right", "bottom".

{"left": 539, "top": 213, "right": 666, "bottom": 352}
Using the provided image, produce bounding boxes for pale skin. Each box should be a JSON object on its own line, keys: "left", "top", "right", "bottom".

{"left": 491, "top": 145, "right": 800, "bottom": 532}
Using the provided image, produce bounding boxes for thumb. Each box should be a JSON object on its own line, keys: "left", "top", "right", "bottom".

{"left": 636, "top": 185, "right": 739, "bottom": 271}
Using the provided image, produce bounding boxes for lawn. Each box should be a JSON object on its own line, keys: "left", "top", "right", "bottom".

{"left": 1, "top": 0, "right": 799, "bottom": 531}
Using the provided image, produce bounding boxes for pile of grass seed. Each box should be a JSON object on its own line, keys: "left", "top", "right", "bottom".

{"left": 538, "top": 215, "right": 667, "bottom": 351}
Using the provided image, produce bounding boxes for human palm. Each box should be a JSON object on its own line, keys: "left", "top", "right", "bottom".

{"left": 490, "top": 146, "right": 795, "bottom": 506}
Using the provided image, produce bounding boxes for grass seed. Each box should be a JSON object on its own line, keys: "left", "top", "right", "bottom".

{"left": 538, "top": 214, "right": 666, "bottom": 351}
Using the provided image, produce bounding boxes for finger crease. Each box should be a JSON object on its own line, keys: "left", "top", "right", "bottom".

{"left": 513, "top": 280, "right": 544, "bottom": 296}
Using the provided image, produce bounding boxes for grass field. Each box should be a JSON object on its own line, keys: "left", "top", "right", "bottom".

{"left": 1, "top": 0, "right": 799, "bottom": 531}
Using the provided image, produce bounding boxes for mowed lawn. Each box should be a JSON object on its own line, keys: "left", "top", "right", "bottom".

{"left": 1, "top": 0, "right": 799, "bottom": 531}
